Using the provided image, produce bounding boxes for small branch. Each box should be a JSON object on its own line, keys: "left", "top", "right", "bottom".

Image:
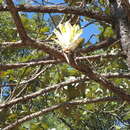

{"left": 0, "top": 72, "right": 129, "bottom": 88}
{"left": 0, "top": 41, "right": 25, "bottom": 49}
{"left": 20, "top": 65, "right": 52, "bottom": 85}
{"left": 81, "top": 20, "right": 96, "bottom": 29}
{"left": 0, "top": 59, "right": 60, "bottom": 70}
{"left": 58, "top": 117, "right": 74, "bottom": 130}
{"left": 12, "top": 65, "right": 52, "bottom": 99}
{"left": 0, "top": 40, "right": 51, "bottom": 50}
{"left": 0, "top": 53, "right": 125, "bottom": 71}
{"left": 101, "top": 72, "right": 130, "bottom": 79}
{"left": 76, "top": 53, "right": 126, "bottom": 60}
{"left": 0, "top": 77, "right": 88, "bottom": 109}
{"left": 6, "top": 0, "right": 29, "bottom": 41}
{"left": 78, "top": 38, "right": 118, "bottom": 54}
{"left": 3, "top": 96, "right": 120, "bottom": 130}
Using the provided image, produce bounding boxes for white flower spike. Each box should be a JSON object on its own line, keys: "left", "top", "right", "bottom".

{"left": 54, "top": 21, "right": 83, "bottom": 52}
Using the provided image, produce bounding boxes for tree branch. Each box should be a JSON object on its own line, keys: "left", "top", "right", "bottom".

{"left": 68, "top": 56, "right": 130, "bottom": 102}
{"left": 109, "top": 0, "right": 130, "bottom": 69}
{"left": 0, "top": 52, "right": 125, "bottom": 71}
{"left": 78, "top": 38, "right": 118, "bottom": 54}
{"left": 0, "top": 76, "right": 88, "bottom": 109}
{"left": 3, "top": 96, "right": 120, "bottom": 130}
{"left": 0, "top": 5, "right": 112, "bottom": 23}
{"left": 76, "top": 53, "right": 125, "bottom": 60}
{"left": 0, "top": 59, "right": 60, "bottom": 70}
{"left": 102, "top": 72, "right": 130, "bottom": 79}
{"left": 58, "top": 117, "right": 74, "bottom": 130}
{"left": 1, "top": 39, "right": 130, "bottom": 102}
{"left": 0, "top": 39, "right": 64, "bottom": 60}
{"left": 0, "top": 72, "right": 129, "bottom": 88}
{"left": 6, "top": 0, "right": 29, "bottom": 41}
{"left": 0, "top": 38, "right": 118, "bottom": 58}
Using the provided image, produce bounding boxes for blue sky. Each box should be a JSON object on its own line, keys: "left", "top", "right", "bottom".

{"left": 14, "top": 0, "right": 101, "bottom": 44}
{"left": 81, "top": 21, "right": 100, "bottom": 43}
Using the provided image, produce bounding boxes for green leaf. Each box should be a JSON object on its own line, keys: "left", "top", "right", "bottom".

{"left": 40, "top": 26, "right": 49, "bottom": 33}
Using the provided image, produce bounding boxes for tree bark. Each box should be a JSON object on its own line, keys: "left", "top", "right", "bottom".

{"left": 110, "top": 0, "right": 130, "bottom": 70}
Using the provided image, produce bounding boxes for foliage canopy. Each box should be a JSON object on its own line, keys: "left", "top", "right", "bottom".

{"left": 0, "top": 0, "right": 130, "bottom": 129}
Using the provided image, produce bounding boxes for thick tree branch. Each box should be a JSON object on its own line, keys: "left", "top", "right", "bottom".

{"left": 0, "top": 38, "right": 118, "bottom": 57}
{"left": 0, "top": 40, "right": 64, "bottom": 60}
{"left": 0, "top": 5, "right": 112, "bottom": 23}
{"left": 67, "top": 56, "right": 130, "bottom": 102}
{"left": 3, "top": 96, "right": 120, "bottom": 130}
{"left": 28, "top": 39, "right": 64, "bottom": 60}
{"left": 6, "top": 0, "right": 29, "bottom": 41}
{"left": 110, "top": 0, "right": 130, "bottom": 69}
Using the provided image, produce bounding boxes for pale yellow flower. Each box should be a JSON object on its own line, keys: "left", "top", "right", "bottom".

{"left": 54, "top": 21, "right": 83, "bottom": 52}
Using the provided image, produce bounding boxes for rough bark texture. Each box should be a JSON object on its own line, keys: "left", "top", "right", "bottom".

{"left": 110, "top": 0, "right": 130, "bottom": 69}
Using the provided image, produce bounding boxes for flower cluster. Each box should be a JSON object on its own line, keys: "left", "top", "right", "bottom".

{"left": 54, "top": 22, "right": 83, "bottom": 52}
